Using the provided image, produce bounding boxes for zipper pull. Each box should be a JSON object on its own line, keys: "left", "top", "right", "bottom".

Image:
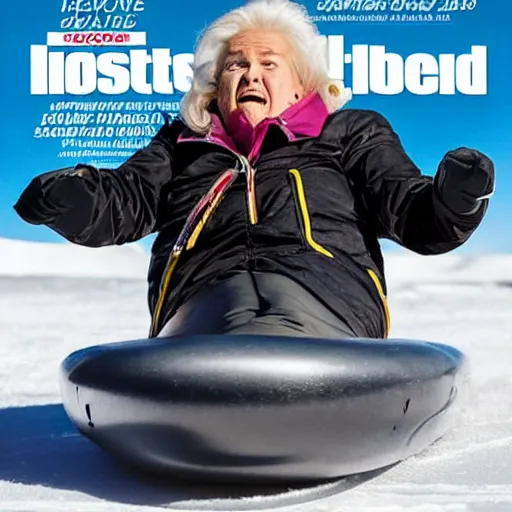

{"left": 239, "top": 155, "right": 258, "bottom": 225}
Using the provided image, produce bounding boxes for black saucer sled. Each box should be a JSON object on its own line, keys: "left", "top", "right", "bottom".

{"left": 59, "top": 334, "right": 467, "bottom": 484}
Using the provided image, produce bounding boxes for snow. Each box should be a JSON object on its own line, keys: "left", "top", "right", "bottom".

{"left": 0, "top": 237, "right": 149, "bottom": 279}
{"left": 0, "top": 236, "right": 511, "bottom": 511}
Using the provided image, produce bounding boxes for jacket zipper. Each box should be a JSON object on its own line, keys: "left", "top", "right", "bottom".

{"left": 179, "top": 138, "right": 258, "bottom": 225}
{"left": 149, "top": 167, "right": 239, "bottom": 337}
{"left": 149, "top": 142, "right": 258, "bottom": 337}
{"left": 288, "top": 168, "right": 333, "bottom": 258}
{"left": 289, "top": 168, "right": 390, "bottom": 339}
{"left": 243, "top": 156, "right": 258, "bottom": 225}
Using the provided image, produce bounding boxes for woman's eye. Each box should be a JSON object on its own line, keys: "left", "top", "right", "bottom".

{"left": 226, "top": 61, "right": 247, "bottom": 71}
{"left": 262, "top": 61, "right": 276, "bottom": 69}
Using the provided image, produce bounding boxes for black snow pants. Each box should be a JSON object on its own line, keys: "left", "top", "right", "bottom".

{"left": 158, "top": 270, "right": 357, "bottom": 339}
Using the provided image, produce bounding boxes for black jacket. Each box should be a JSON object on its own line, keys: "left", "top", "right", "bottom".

{"left": 14, "top": 109, "right": 489, "bottom": 339}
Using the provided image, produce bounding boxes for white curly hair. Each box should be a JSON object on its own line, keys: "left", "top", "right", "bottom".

{"left": 179, "top": 0, "right": 352, "bottom": 134}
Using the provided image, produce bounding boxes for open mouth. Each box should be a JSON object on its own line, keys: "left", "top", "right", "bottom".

{"left": 237, "top": 94, "right": 267, "bottom": 105}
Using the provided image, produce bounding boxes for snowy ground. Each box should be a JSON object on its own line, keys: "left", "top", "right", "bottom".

{"left": 0, "top": 238, "right": 511, "bottom": 511}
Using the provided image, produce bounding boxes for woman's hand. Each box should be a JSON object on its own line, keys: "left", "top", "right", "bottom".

{"left": 13, "top": 167, "right": 79, "bottom": 225}
{"left": 434, "top": 147, "right": 495, "bottom": 216}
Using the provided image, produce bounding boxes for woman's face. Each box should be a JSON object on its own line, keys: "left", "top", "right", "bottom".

{"left": 217, "top": 30, "right": 305, "bottom": 127}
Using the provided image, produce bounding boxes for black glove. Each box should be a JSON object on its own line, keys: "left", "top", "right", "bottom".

{"left": 434, "top": 147, "right": 495, "bottom": 216}
{"left": 13, "top": 166, "right": 92, "bottom": 226}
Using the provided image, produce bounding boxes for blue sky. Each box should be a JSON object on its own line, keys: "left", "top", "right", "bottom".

{"left": 0, "top": 0, "right": 510, "bottom": 254}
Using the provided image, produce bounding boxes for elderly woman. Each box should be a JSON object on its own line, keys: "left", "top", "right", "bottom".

{"left": 14, "top": 0, "right": 494, "bottom": 341}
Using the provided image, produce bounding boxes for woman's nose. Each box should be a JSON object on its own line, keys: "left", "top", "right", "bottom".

{"left": 243, "top": 63, "right": 263, "bottom": 83}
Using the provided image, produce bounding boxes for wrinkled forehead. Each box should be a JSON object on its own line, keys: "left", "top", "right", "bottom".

{"left": 226, "top": 30, "right": 291, "bottom": 58}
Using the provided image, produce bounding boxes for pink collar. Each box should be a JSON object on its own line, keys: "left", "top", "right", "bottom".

{"left": 178, "top": 92, "right": 330, "bottom": 162}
